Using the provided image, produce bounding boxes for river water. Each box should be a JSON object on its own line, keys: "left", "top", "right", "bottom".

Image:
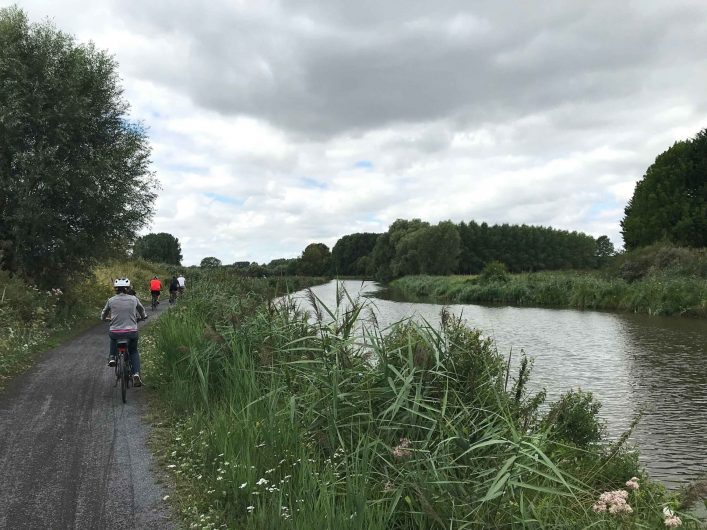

{"left": 290, "top": 280, "right": 707, "bottom": 488}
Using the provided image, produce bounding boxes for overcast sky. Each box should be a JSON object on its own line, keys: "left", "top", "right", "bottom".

{"left": 10, "top": 1, "right": 707, "bottom": 265}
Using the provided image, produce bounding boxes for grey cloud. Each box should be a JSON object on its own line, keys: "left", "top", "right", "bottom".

{"left": 12, "top": 0, "right": 707, "bottom": 262}
{"left": 106, "top": 0, "right": 707, "bottom": 138}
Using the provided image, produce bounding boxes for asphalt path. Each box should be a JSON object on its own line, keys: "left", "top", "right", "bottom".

{"left": 0, "top": 301, "right": 177, "bottom": 529}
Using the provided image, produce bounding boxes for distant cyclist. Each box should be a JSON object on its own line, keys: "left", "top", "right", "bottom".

{"left": 150, "top": 276, "right": 162, "bottom": 306}
{"left": 101, "top": 278, "right": 146, "bottom": 386}
{"left": 177, "top": 273, "right": 186, "bottom": 294}
{"left": 168, "top": 275, "right": 179, "bottom": 304}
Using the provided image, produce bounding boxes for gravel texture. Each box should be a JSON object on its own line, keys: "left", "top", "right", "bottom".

{"left": 0, "top": 304, "right": 178, "bottom": 529}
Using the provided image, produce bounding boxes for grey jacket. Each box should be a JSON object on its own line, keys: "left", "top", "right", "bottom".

{"left": 100, "top": 293, "right": 146, "bottom": 332}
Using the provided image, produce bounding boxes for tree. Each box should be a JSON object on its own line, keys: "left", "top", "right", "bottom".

{"left": 418, "top": 221, "right": 461, "bottom": 274}
{"left": 331, "top": 233, "right": 379, "bottom": 275}
{"left": 265, "top": 258, "right": 300, "bottom": 276}
{"left": 387, "top": 219, "right": 430, "bottom": 277}
{"left": 299, "top": 243, "right": 331, "bottom": 276}
{"left": 594, "top": 235, "right": 615, "bottom": 267}
{"left": 0, "top": 8, "right": 157, "bottom": 285}
{"left": 200, "top": 257, "right": 222, "bottom": 268}
{"left": 133, "top": 233, "right": 182, "bottom": 265}
{"left": 621, "top": 129, "right": 707, "bottom": 250}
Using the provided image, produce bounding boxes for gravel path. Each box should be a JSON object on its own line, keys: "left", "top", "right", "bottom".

{"left": 0, "top": 303, "right": 177, "bottom": 529}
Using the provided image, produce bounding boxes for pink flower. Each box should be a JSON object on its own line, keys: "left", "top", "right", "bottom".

{"left": 664, "top": 515, "right": 682, "bottom": 528}
{"left": 625, "top": 478, "right": 639, "bottom": 490}
{"left": 593, "top": 489, "right": 632, "bottom": 516}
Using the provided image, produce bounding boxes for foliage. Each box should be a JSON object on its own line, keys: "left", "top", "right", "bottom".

{"left": 610, "top": 242, "right": 707, "bottom": 283}
{"left": 370, "top": 219, "right": 462, "bottom": 280}
{"left": 263, "top": 258, "right": 300, "bottom": 276}
{"left": 595, "top": 235, "right": 616, "bottom": 267}
{"left": 133, "top": 233, "right": 182, "bottom": 265}
{"left": 140, "top": 275, "right": 700, "bottom": 529}
{"left": 542, "top": 389, "right": 604, "bottom": 447}
{"left": 621, "top": 128, "right": 707, "bottom": 250}
{"left": 391, "top": 266, "right": 707, "bottom": 317}
{"left": 0, "top": 7, "right": 157, "bottom": 286}
{"left": 365, "top": 218, "right": 599, "bottom": 281}
{"left": 200, "top": 256, "right": 222, "bottom": 268}
{"left": 298, "top": 243, "right": 331, "bottom": 276}
{"left": 458, "top": 221, "right": 598, "bottom": 274}
{"left": 331, "top": 232, "right": 379, "bottom": 276}
{"left": 480, "top": 260, "right": 510, "bottom": 284}
{"left": 93, "top": 258, "right": 171, "bottom": 301}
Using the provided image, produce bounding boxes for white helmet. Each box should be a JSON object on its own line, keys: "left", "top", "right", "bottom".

{"left": 114, "top": 278, "right": 131, "bottom": 287}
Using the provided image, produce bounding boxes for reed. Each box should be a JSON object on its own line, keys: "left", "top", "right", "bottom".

{"left": 391, "top": 270, "right": 707, "bottom": 317}
{"left": 142, "top": 271, "right": 701, "bottom": 528}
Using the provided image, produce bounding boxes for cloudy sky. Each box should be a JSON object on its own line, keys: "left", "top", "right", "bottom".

{"left": 10, "top": 1, "right": 707, "bottom": 265}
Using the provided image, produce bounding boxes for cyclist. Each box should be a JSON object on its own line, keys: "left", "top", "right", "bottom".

{"left": 168, "top": 275, "right": 179, "bottom": 304}
{"left": 100, "top": 278, "right": 146, "bottom": 386}
{"left": 150, "top": 275, "right": 162, "bottom": 307}
{"left": 177, "top": 273, "right": 186, "bottom": 294}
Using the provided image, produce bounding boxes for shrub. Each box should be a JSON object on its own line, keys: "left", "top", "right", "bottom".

{"left": 480, "top": 260, "right": 510, "bottom": 284}
{"left": 613, "top": 242, "right": 707, "bottom": 282}
{"left": 542, "top": 389, "right": 604, "bottom": 447}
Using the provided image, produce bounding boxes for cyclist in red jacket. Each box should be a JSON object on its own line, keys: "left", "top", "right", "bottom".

{"left": 150, "top": 276, "right": 162, "bottom": 305}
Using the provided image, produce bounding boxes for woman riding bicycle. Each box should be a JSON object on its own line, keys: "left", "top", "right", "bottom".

{"left": 100, "top": 278, "right": 146, "bottom": 386}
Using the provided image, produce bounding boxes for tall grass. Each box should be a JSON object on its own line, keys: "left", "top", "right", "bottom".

{"left": 390, "top": 271, "right": 707, "bottom": 317}
{"left": 142, "top": 272, "right": 700, "bottom": 529}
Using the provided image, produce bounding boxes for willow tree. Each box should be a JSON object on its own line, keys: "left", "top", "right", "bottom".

{"left": 0, "top": 7, "right": 157, "bottom": 285}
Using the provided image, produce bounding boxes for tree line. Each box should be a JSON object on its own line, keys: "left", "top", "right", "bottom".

{"left": 193, "top": 220, "right": 613, "bottom": 280}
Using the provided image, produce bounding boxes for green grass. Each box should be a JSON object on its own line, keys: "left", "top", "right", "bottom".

{"left": 390, "top": 270, "right": 707, "bottom": 317}
{"left": 140, "top": 271, "right": 702, "bottom": 529}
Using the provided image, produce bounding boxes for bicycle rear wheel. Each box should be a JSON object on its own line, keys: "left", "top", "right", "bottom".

{"left": 118, "top": 353, "right": 127, "bottom": 403}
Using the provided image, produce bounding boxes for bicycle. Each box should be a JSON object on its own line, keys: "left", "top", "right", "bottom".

{"left": 168, "top": 290, "right": 177, "bottom": 305}
{"left": 113, "top": 316, "right": 147, "bottom": 403}
{"left": 151, "top": 292, "right": 159, "bottom": 311}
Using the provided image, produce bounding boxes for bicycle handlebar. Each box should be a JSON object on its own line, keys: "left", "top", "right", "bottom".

{"left": 102, "top": 315, "right": 148, "bottom": 322}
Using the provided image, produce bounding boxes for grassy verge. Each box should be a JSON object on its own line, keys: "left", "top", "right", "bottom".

{"left": 141, "top": 271, "right": 703, "bottom": 528}
{"left": 389, "top": 270, "right": 707, "bottom": 317}
{"left": 0, "top": 258, "right": 171, "bottom": 386}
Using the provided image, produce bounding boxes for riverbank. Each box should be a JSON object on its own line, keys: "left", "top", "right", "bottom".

{"left": 389, "top": 270, "right": 707, "bottom": 317}
{"left": 141, "top": 272, "right": 702, "bottom": 528}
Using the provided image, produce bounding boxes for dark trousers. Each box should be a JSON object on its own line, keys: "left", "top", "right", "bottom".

{"left": 108, "top": 331, "right": 141, "bottom": 375}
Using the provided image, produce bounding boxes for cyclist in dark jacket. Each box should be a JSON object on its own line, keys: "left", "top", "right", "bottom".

{"left": 168, "top": 275, "right": 180, "bottom": 304}
{"left": 101, "top": 278, "right": 146, "bottom": 386}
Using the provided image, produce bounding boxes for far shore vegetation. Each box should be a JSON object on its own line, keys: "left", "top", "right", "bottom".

{"left": 389, "top": 243, "right": 707, "bottom": 317}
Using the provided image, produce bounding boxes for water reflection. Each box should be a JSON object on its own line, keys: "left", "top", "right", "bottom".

{"left": 290, "top": 280, "right": 707, "bottom": 488}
